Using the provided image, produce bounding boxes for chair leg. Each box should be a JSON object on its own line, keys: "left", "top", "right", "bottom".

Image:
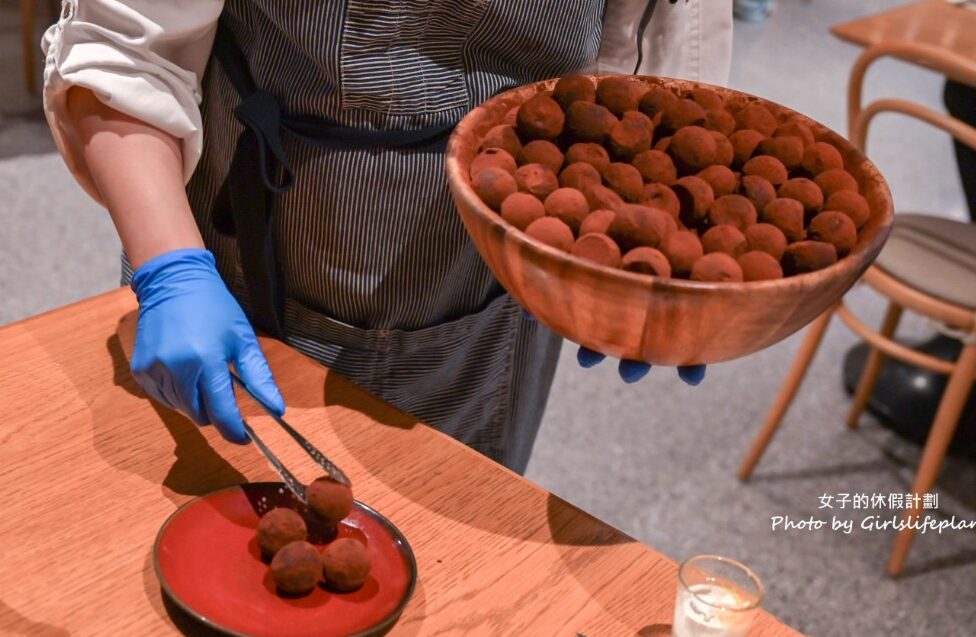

{"left": 887, "top": 341, "right": 976, "bottom": 576}
{"left": 738, "top": 308, "right": 835, "bottom": 481}
{"left": 21, "top": 0, "right": 36, "bottom": 94}
{"left": 847, "top": 302, "right": 903, "bottom": 429}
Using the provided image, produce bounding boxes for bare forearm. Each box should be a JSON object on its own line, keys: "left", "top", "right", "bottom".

{"left": 65, "top": 86, "right": 204, "bottom": 269}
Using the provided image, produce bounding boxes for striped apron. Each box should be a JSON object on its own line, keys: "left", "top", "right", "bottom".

{"left": 142, "top": 1, "right": 606, "bottom": 473}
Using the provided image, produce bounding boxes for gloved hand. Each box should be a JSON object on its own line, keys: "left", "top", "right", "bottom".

{"left": 129, "top": 248, "right": 285, "bottom": 443}
{"left": 576, "top": 346, "right": 706, "bottom": 385}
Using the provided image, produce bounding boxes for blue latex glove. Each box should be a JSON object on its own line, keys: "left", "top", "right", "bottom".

{"left": 130, "top": 248, "right": 285, "bottom": 444}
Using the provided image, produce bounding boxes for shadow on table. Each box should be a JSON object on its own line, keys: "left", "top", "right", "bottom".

{"left": 0, "top": 598, "right": 70, "bottom": 637}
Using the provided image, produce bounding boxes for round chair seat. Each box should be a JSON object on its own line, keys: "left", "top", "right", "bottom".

{"left": 873, "top": 213, "right": 976, "bottom": 311}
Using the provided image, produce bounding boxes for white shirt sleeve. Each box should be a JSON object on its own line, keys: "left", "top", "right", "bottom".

{"left": 594, "top": 0, "right": 733, "bottom": 86}
{"left": 42, "top": 0, "right": 224, "bottom": 203}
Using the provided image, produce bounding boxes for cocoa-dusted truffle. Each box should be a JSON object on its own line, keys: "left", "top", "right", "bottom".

{"left": 480, "top": 124, "right": 522, "bottom": 161}
{"left": 773, "top": 120, "right": 815, "bottom": 147}
{"left": 808, "top": 210, "right": 857, "bottom": 256}
{"left": 734, "top": 103, "right": 777, "bottom": 137}
{"left": 553, "top": 74, "right": 596, "bottom": 109}
{"left": 603, "top": 162, "right": 644, "bottom": 202}
{"left": 638, "top": 85, "right": 679, "bottom": 119}
{"left": 308, "top": 476, "right": 354, "bottom": 524}
{"left": 571, "top": 233, "right": 623, "bottom": 268}
{"left": 565, "top": 102, "right": 616, "bottom": 143}
{"left": 825, "top": 190, "right": 870, "bottom": 229}
{"left": 742, "top": 155, "right": 788, "bottom": 186}
{"left": 596, "top": 76, "right": 638, "bottom": 116}
{"left": 500, "top": 192, "right": 545, "bottom": 230}
{"left": 669, "top": 125, "right": 717, "bottom": 172}
{"left": 322, "top": 538, "right": 371, "bottom": 592}
{"left": 757, "top": 136, "right": 803, "bottom": 170}
{"left": 814, "top": 168, "right": 859, "bottom": 198}
{"left": 565, "top": 142, "right": 611, "bottom": 174}
{"left": 472, "top": 167, "right": 518, "bottom": 211}
{"left": 660, "top": 98, "right": 707, "bottom": 134}
{"left": 544, "top": 187, "right": 589, "bottom": 233}
{"left": 664, "top": 231, "right": 705, "bottom": 278}
{"left": 608, "top": 204, "right": 673, "bottom": 251}
{"left": 516, "top": 94, "right": 564, "bottom": 140}
{"left": 632, "top": 150, "right": 677, "bottom": 185}
{"left": 256, "top": 507, "right": 307, "bottom": 557}
{"left": 704, "top": 108, "right": 736, "bottom": 136}
{"left": 622, "top": 247, "right": 672, "bottom": 277}
{"left": 520, "top": 140, "right": 564, "bottom": 174}
{"left": 690, "top": 253, "right": 744, "bottom": 282}
{"left": 800, "top": 141, "right": 844, "bottom": 175}
{"left": 526, "top": 217, "right": 574, "bottom": 251}
{"left": 782, "top": 241, "right": 838, "bottom": 275}
{"left": 707, "top": 194, "right": 757, "bottom": 230}
{"left": 729, "top": 129, "right": 765, "bottom": 167}
{"left": 579, "top": 209, "right": 617, "bottom": 236}
{"left": 639, "top": 183, "right": 681, "bottom": 218}
{"left": 697, "top": 165, "right": 738, "bottom": 197}
{"left": 622, "top": 110, "right": 655, "bottom": 138}
{"left": 710, "top": 131, "right": 735, "bottom": 167}
{"left": 744, "top": 223, "right": 787, "bottom": 260}
{"left": 609, "top": 118, "right": 652, "bottom": 159}
{"left": 470, "top": 148, "right": 517, "bottom": 178}
{"left": 673, "top": 175, "right": 715, "bottom": 226}
{"left": 270, "top": 541, "right": 321, "bottom": 596}
{"left": 689, "top": 87, "right": 725, "bottom": 111}
{"left": 778, "top": 177, "right": 823, "bottom": 218}
{"left": 740, "top": 174, "right": 777, "bottom": 213}
{"left": 515, "top": 163, "right": 559, "bottom": 200}
{"left": 582, "top": 184, "right": 625, "bottom": 211}
{"left": 738, "top": 251, "right": 784, "bottom": 281}
{"left": 701, "top": 225, "right": 748, "bottom": 257}
{"left": 761, "top": 198, "right": 805, "bottom": 242}
{"left": 559, "top": 162, "right": 602, "bottom": 191}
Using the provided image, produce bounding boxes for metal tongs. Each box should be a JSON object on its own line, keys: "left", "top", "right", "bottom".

{"left": 230, "top": 371, "right": 350, "bottom": 504}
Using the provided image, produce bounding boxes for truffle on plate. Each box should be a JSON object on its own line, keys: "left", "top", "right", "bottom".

{"left": 669, "top": 125, "right": 717, "bottom": 173}
{"left": 734, "top": 103, "right": 777, "bottom": 137}
{"left": 622, "top": 247, "right": 672, "bottom": 277}
{"left": 654, "top": 136, "right": 672, "bottom": 153}
{"left": 639, "top": 183, "right": 681, "bottom": 218}
{"left": 664, "top": 231, "right": 704, "bottom": 278}
{"left": 553, "top": 74, "right": 596, "bottom": 109}
{"left": 256, "top": 507, "right": 307, "bottom": 557}
{"left": 738, "top": 251, "right": 784, "bottom": 281}
{"left": 814, "top": 168, "right": 859, "bottom": 198}
{"left": 609, "top": 118, "right": 652, "bottom": 159}
{"left": 800, "top": 141, "right": 844, "bottom": 175}
{"left": 710, "top": 131, "right": 735, "bottom": 167}
{"left": 673, "top": 175, "right": 715, "bottom": 226}
{"left": 308, "top": 477, "right": 354, "bottom": 524}
{"left": 638, "top": 85, "right": 679, "bottom": 119}
{"left": 603, "top": 162, "right": 644, "bottom": 202}
{"left": 565, "top": 142, "right": 611, "bottom": 174}
{"left": 778, "top": 177, "right": 824, "bottom": 218}
{"left": 660, "top": 98, "right": 707, "bottom": 134}
{"left": 526, "top": 217, "right": 575, "bottom": 251}
{"left": 559, "top": 162, "right": 602, "bottom": 191}
{"left": 697, "top": 165, "right": 738, "bottom": 197}
{"left": 608, "top": 204, "right": 674, "bottom": 251}
{"left": 742, "top": 155, "right": 788, "bottom": 186}
{"left": 708, "top": 194, "right": 757, "bottom": 230}
{"left": 622, "top": 111, "right": 655, "bottom": 138}
{"left": 470, "top": 148, "right": 517, "bottom": 178}
{"left": 632, "top": 150, "right": 677, "bottom": 185}
{"left": 500, "top": 192, "right": 545, "bottom": 230}
{"left": 729, "top": 130, "right": 765, "bottom": 167}
{"left": 744, "top": 223, "right": 788, "bottom": 260}
{"left": 773, "top": 120, "right": 815, "bottom": 147}
{"left": 516, "top": 94, "right": 564, "bottom": 140}
{"left": 480, "top": 124, "right": 522, "bottom": 160}
{"left": 807, "top": 210, "right": 858, "bottom": 256}
{"left": 270, "top": 541, "right": 322, "bottom": 596}
{"left": 690, "top": 253, "right": 744, "bottom": 282}
{"left": 596, "top": 76, "right": 639, "bottom": 116}
{"left": 544, "top": 187, "right": 590, "bottom": 233}
{"left": 689, "top": 87, "right": 725, "bottom": 111}
{"left": 582, "top": 184, "right": 625, "bottom": 211}
{"left": 761, "top": 198, "right": 805, "bottom": 242}
{"left": 565, "top": 102, "right": 616, "bottom": 143}
{"left": 520, "top": 140, "right": 564, "bottom": 174}
{"left": 825, "top": 190, "right": 871, "bottom": 229}
{"left": 579, "top": 209, "right": 617, "bottom": 236}
{"left": 515, "top": 163, "right": 559, "bottom": 200}
{"left": 782, "top": 241, "right": 838, "bottom": 275}
{"left": 701, "top": 225, "right": 748, "bottom": 257}
{"left": 740, "top": 174, "right": 777, "bottom": 213}
{"left": 704, "top": 108, "right": 736, "bottom": 136}
{"left": 757, "top": 136, "right": 803, "bottom": 170}
{"left": 472, "top": 167, "right": 517, "bottom": 211}
{"left": 322, "top": 538, "right": 372, "bottom": 592}
{"left": 571, "top": 233, "right": 623, "bottom": 268}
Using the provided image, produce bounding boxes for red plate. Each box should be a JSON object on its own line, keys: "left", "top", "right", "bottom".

{"left": 154, "top": 483, "right": 416, "bottom": 637}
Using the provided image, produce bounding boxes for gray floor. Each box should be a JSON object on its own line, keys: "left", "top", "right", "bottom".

{"left": 2, "top": 1, "right": 974, "bottom": 636}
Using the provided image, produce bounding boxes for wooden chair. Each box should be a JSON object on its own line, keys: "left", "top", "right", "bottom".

{"left": 737, "top": 41, "right": 976, "bottom": 577}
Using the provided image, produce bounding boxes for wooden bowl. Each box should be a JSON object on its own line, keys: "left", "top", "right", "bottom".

{"left": 445, "top": 76, "right": 893, "bottom": 365}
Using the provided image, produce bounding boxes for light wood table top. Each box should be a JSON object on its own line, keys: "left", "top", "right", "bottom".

{"left": 0, "top": 289, "right": 802, "bottom": 636}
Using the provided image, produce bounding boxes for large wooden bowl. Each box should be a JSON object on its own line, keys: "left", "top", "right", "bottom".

{"left": 445, "top": 77, "right": 893, "bottom": 365}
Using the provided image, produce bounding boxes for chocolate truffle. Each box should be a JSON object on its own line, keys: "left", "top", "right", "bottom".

{"left": 565, "top": 142, "right": 611, "bottom": 174}
{"left": 472, "top": 167, "right": 518, "bottom": 211}
{"left": 544, "top": 187, "right": 590, "bottom": 233}
{"left": 825, "top": 190, "right": 871, "bottom": 229}
{"left": 757, "top": 136, "right": 803, "bottom": 170}
{"left": 515, "top": 163, "right": 559, "bottom": 200}
{"left": 707, "top": 194, "right": 757, "bottom": 230}
{"left": 664, "top": 231, "right": 705, "bottom": 277}
{"left": 582, "top": 184, "right": 625, "bottom": 211}
{"left": 697, "top": 165, "right": 738, "bottom": 197}
{"left": 553, "top": 74, "right": 596, "bottom": 109}
{"left": 622, "top": 110, "right": 655, "bottom": 136}
{"left": 782, "top": 241, "right": 838, "bottom": 275}
{"left": 257, "top": 507, "right": 307, "bottom": 557}
{"left": 808, "top": 210, "right": 857, "bottom": 256}
{"left": 778, "top": 177, "right": 823, "bottom": 218}
{"left": 710, "top": 131, "right": 735, "bottom": 167}
{"left": 673, "top": 175, "right": 715, "bottom": 226}
{"left": 815, "top": 168, "right": 859, "bottom": 198}
{"left": 579, "top": 209, "right": 617, "bottom": 236}
{"left": 701, "top": 225, "right": 748, "bottom": 257}
{"left": 669, "top": 125, "right": 717, "bottom": 173}
{"left": 596, "top": 76, "right": 638, "bottom": 116}
{"left": 572, "top": 233, "right": 623, "bottom": 268}
{"left": 744, "top": 223, "right": 787, "bottom": 260}
{"left": 609, "top": 118, "right": 652, "bottom": 159}
{"left": 773, "top": 120, "right": 815, "bottom": 147}
{"left": 638, "top": 85, "right": 679, "bottom": 119}
{"left": 516, "top": 94, "right": 564, "bottom": 140}
{"left": 740, "top": 174, "right": 777, "bottom": 213}
{"left": 622, "top": 247, "right": 672, "bottom": 277}
{"left": 729, "top": 129, "right": 765, "bottom": 167}
{"left": 500, "top": 192, "right": 545, "bottom": 230}
{"left": 520, "top": 140, "right": 564, "bottom": 174}
{"left": 704, "top": 108, "right": 736, "bottom": 136}
{"left": 734, "top": 103, "right": 777, "bottom": 137}
{"left": 480, "top": 124, "right": 522, "bottom": 161}
{"left": 690, "top": 253, "right": 744, "bottom": 282}
{"left": 526, "top": 216, "right": 575, "bottom": 251}
{"left": 322, "top": 538, "right": 371, "bottom": 592}
{"left": 738, "top": 251, "right": 784, "bottom": 281}
{"left": 800, "top": 141, "right": 844, "bottom": 175}
{"left": 308, "top": 477, "right": 354, "bottom": 524}
{"left": 470, "top": 148, "right": 517, "bottom": 178}
{"left": 742, "top": 155, "right": 788, "bottom": 186}
{"left": 270, "top": 541, "right": 321, "bottom": 596}
{"left": 761, "top": 198, "right": 805, "bottom": 242}
{"left": 632, "top": 150, "right": 677, "bottom": 185}
{"left": 690, "top": 87, "right": 725, "bottom": 111}
{"left": 639, "top": 183, "right": 681, "bottom": 218}
{"left": 603, "top": 162, "right": 644, "bottom": 202}
{"left": 661, "top": 98, "right": 707, "bottom": 134}
{"left": 559, "top": 162, "right": 602, "bottom": 191}
{"left": 654, "top": 136, "right": 672, "bottom": 153}
{"left": 565, "top": 101, "right": 616, "bottom": 143}
{"left": 608, "top": 204, "right": 673, "bottom": 251}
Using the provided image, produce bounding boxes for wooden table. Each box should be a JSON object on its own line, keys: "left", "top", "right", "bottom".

{"left": 0, "top": 289, "right": 801, "bottom": 636}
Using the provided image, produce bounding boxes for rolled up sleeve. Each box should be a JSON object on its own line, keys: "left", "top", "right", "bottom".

{"left": 42, "top": 0, "right": 223, "bottom": 202}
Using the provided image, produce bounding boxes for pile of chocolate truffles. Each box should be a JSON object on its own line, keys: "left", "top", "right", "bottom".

{"left": 255, "top": 476, "right": 371, "bottom": 596}
{"left": 470, "top": 76, "right": 871, "bottom": 282}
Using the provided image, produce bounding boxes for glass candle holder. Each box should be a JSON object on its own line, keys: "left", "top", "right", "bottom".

{"left": 672, "top": 555, "right": 764, "bottom": 637}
